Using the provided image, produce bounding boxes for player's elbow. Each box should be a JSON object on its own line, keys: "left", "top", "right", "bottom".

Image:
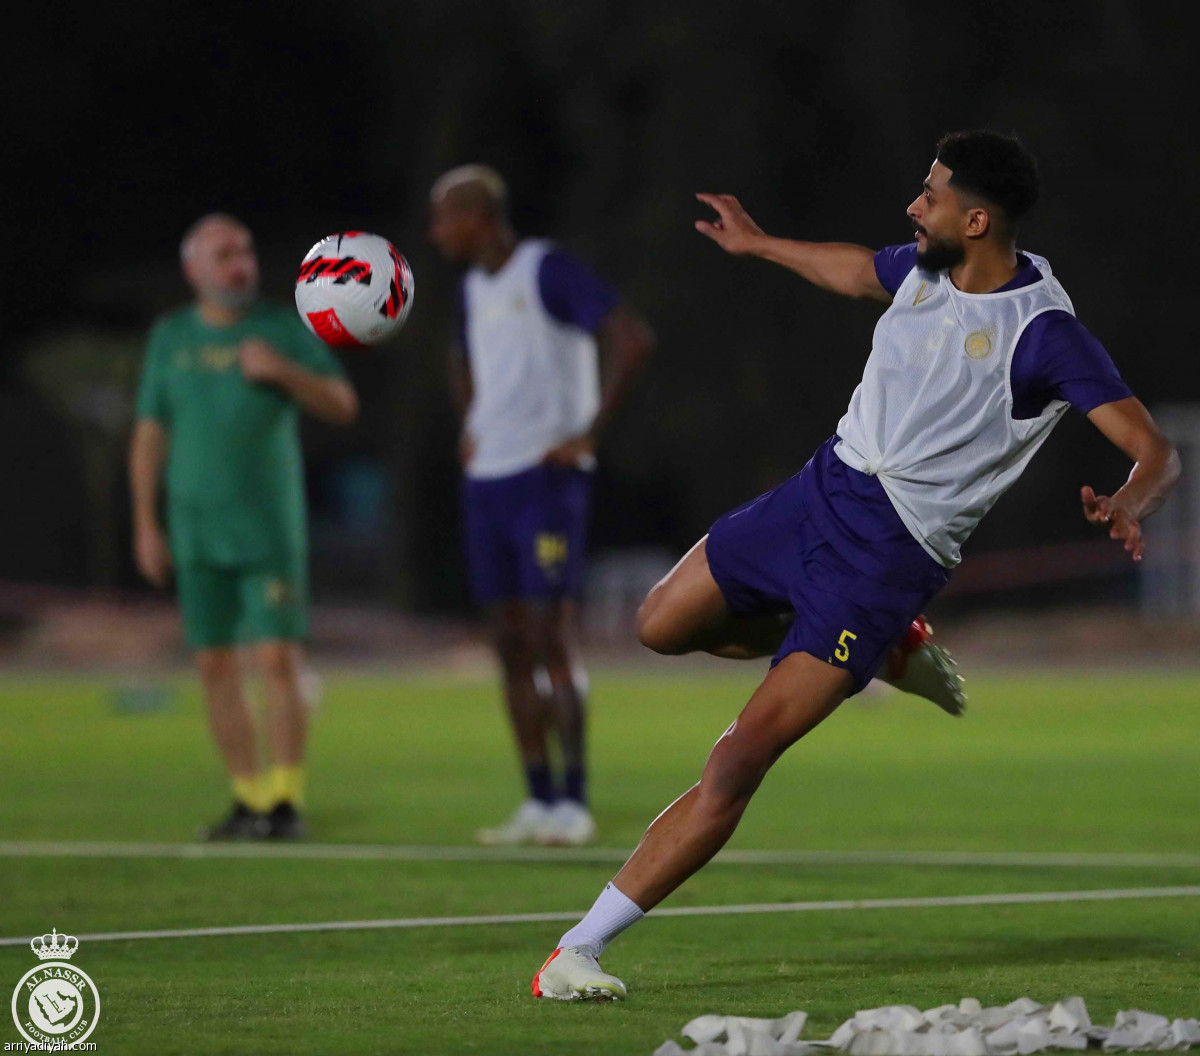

{"left": 1162, "top": 441, "right": 1182, "bottom": 493}
{"left": 1139, "top": 431, "right": 1180, "bottom": 488}
{"left": 606, "top": 309, "right": 655, "bottom": 368}
{"left": 130, "top": 419, "right": 166, "bottom": 464}
{"left": 636, "top": 594, "right": 683, "bottom": 655}
{"left": 329, "top": 384, "right": 360, "bottom": 427}
{"left": 629, "top": 317, "right": 656, "bottom": 364}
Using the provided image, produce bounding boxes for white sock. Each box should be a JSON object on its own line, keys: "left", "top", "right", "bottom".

{"left": 557, "top": 882, "right": 644, "bottom": 956}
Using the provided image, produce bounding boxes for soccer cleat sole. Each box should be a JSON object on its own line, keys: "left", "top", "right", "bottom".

{"left": 532, "top": 949, "right": 626, "bottom": 1002}
{"left": 538, "top": 984, "right": 625, "bottom": 1002}
{"left": 919, "top": 642, "right": 967, "bottom": 716}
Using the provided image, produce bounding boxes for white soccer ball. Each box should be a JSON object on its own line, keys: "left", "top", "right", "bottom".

{"left": 295, "top": 231, "right": 414, "bottom": 347}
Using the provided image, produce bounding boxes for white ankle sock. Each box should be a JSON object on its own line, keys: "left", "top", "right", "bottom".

{"left": 558, "top": 882, "right": 644, "bottom": 956}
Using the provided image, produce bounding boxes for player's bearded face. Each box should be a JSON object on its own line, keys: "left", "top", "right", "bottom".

{"left": 189, "top": 227, "right": 259, "bottom": 308}
{"left": 909, "top": 160, "right": 966, "bottom": 272}
{"left": 912, "top": 220, "right": 965, "bottom": 271}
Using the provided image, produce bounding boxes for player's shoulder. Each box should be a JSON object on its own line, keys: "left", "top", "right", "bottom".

{"left": 522, "top": 236, "right": 558, "bottom": 259}
{"left": 146, "top": 305, "right": 197, "bottom": 349}
{"left": 876, "top": 242, "right": 919, "bottom": 268}
{"left": 1013, "top": 251, "right": 1076, "bottom": 317}
{"left": 529, "top": 238, "right": 601, "bottom": 278}
{"left": 532, "top": 240, "right": 602, "bottom": 283}
{"left": 874, "top": 242, "right": 924, "bottom": 297}
{"left": 1020, "top": 249, "right": 1053, "bottom": 275}
{"left": 151, "top": 304, "right": 196, "bottom": 330}
{"left": 1021, "top": 308, "right": 1100, "bottom": 356}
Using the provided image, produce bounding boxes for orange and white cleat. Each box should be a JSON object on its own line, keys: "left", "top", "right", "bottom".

{"left": 532, "top": 946, "right": 627, "bottom": 1001}
{"left": 883, "top": 616, "right": 966, "bottom": 716}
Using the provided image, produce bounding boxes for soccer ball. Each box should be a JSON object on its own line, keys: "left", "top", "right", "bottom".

{"left": 295, "top": 232, "right": 415, "bottom": 347}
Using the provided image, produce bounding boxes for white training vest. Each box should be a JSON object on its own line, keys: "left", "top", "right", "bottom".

{"left": 835, "top": 252, "right": 1075, "bottom": 568}
{"left": 463, "top": 239, "right": 600, "bottom": 480}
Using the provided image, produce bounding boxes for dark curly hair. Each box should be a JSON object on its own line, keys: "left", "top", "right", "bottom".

{"left": 936, "top": 131, "right": 1040, "bottom": 230}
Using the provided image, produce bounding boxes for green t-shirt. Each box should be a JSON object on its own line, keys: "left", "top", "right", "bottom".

{"left": 135, "top": 302, "right": 347, "bottom": 566}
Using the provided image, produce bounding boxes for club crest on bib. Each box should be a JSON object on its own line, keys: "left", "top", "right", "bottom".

{"left": 964, "top": 330, "right": 993, "bottom": 360}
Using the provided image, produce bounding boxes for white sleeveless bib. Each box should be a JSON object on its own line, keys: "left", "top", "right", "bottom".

{"left": 835, "top": 253, "right": 1075, "bottom": 567}
{"left": 463, "top": 239, "right": 600, "bottom": 480}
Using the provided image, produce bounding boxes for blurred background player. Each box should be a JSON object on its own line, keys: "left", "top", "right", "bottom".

{"left": 129, "top": 213, "right": 359, "bottom": 840}
{"left": 428, "top": 166, "right": 655, "bottom": 846}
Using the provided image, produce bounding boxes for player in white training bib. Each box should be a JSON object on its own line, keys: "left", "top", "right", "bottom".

{"left": 429, "top": 165, "right": 655, "bottom": 848}
{"left": 532, "top": 131, "right": 1180, "bottom": 1000}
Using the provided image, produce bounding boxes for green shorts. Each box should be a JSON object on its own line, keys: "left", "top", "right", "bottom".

{"left": 176, "top": 559, "right": 309, "bottom": 649}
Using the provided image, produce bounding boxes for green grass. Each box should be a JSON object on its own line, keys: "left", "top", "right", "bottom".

{"left": 1, "top": 668, "right": 1198, "bottom": 1054}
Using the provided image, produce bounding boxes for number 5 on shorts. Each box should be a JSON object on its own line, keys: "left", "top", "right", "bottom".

{"left": 834, "top": 629, "right": 857, "bottom": 662}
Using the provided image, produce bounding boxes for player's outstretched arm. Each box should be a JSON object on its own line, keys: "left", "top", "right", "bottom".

{"left": 694, "top": 193, "right": 889, "bottom": 303}
{"left": 1082, "top": 397, "right": 1181, "bottom": 562}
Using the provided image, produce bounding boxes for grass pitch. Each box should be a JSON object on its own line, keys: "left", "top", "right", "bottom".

{"left": 1, "top": 665, "right": 1198, "bottom": 1054}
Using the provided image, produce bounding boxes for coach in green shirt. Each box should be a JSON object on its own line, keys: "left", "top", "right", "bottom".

{"left": 130, "top": 213, "right": 358, "bottom": 840}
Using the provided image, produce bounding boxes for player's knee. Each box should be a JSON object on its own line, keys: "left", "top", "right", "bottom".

{"left": 494, "top": 624, "right": 536, "bottom": 674}
{"left": 636, "top": 596, "right": 683, "bottom": 655}
{"left": 257, "top": 642, "right": 300, "bottom": 684}
{"left": 539, "top": 624, "right": 574, "bottom": 672}
{"left": 195, "top": 648, "right": 238, "bottom": 685}
{"left": 697, "top": 765, "right": 760, "bottom": 821}
{"left": 698, "top": 724, "right": 771, "bottom": 813}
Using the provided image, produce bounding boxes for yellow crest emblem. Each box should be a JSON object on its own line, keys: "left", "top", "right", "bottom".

{"left": 964, "top": 331, "right": 993, "bottom": 360}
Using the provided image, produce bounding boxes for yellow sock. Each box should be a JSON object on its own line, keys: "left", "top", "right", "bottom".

{"left": 269, "top": 765, "right": 306, "bottom": 808}
{"left": 231, "top": 774, "right": 273, "bottom": 813}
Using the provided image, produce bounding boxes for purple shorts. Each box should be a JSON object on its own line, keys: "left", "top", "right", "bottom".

{"left": 706, "top": 436, "right": 950, "bottom": 691}
{"left": 463, "top": 464, "right": 592, "bottom": 605}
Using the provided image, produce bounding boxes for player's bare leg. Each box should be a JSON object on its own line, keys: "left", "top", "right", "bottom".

{"left": 196, "top": 646, "right": 265, "bottom": 839}
{"left": 492, "top": 600, "right": 552, "bottom": 761}
{"left": 636, "top": 537, "right": 791, "bottom": 659}
{"left": 258, "top": 641, "right": 307, "bottom": 766}
{"left": 538, "top": 598, "right": 595, "bottom": 845}
{"left": 256, "top": 639, "right": 309, "bottom": 838}
{"left": 539, "top": 599, "right": 585, "bottom": 773}
{"left": 615, "top": 652, "right": 850, "bottom": 906}
{"left": 533, "top": 652, "right": 851, "bottom": 999}
{"left": 638, "top": 536, "right": 964, "bottom": 713}
{"left": 479, "top": 599, "right": 556, "bottom": 844}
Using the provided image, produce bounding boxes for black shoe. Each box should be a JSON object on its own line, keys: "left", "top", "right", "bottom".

{"left": 202, "top": 801, "right": 264, "bottom": 841}
{"left": 263, "top": 801, "right": 306, "bottom": 840}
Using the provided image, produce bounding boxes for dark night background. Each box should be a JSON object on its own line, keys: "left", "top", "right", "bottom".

{"left": 6, "top": 0, "right": 1194, "bottom": 614}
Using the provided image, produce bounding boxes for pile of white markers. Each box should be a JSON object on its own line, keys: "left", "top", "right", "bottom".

{"left": 653, "top": 997, "right": 1200, "bottom": 1056}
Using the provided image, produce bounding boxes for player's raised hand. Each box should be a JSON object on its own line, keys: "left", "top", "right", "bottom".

{"left": 1081, "top": 485, "right": 1145, "bottom": 561}
{"left": 239, "top": 339, "right": 288, "bottom": 384}
{"left": 694, "top": 194, "right": 765, "bottom": 256}
{"left": 543, "top": 434, "right": 596, "bottom": 468}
